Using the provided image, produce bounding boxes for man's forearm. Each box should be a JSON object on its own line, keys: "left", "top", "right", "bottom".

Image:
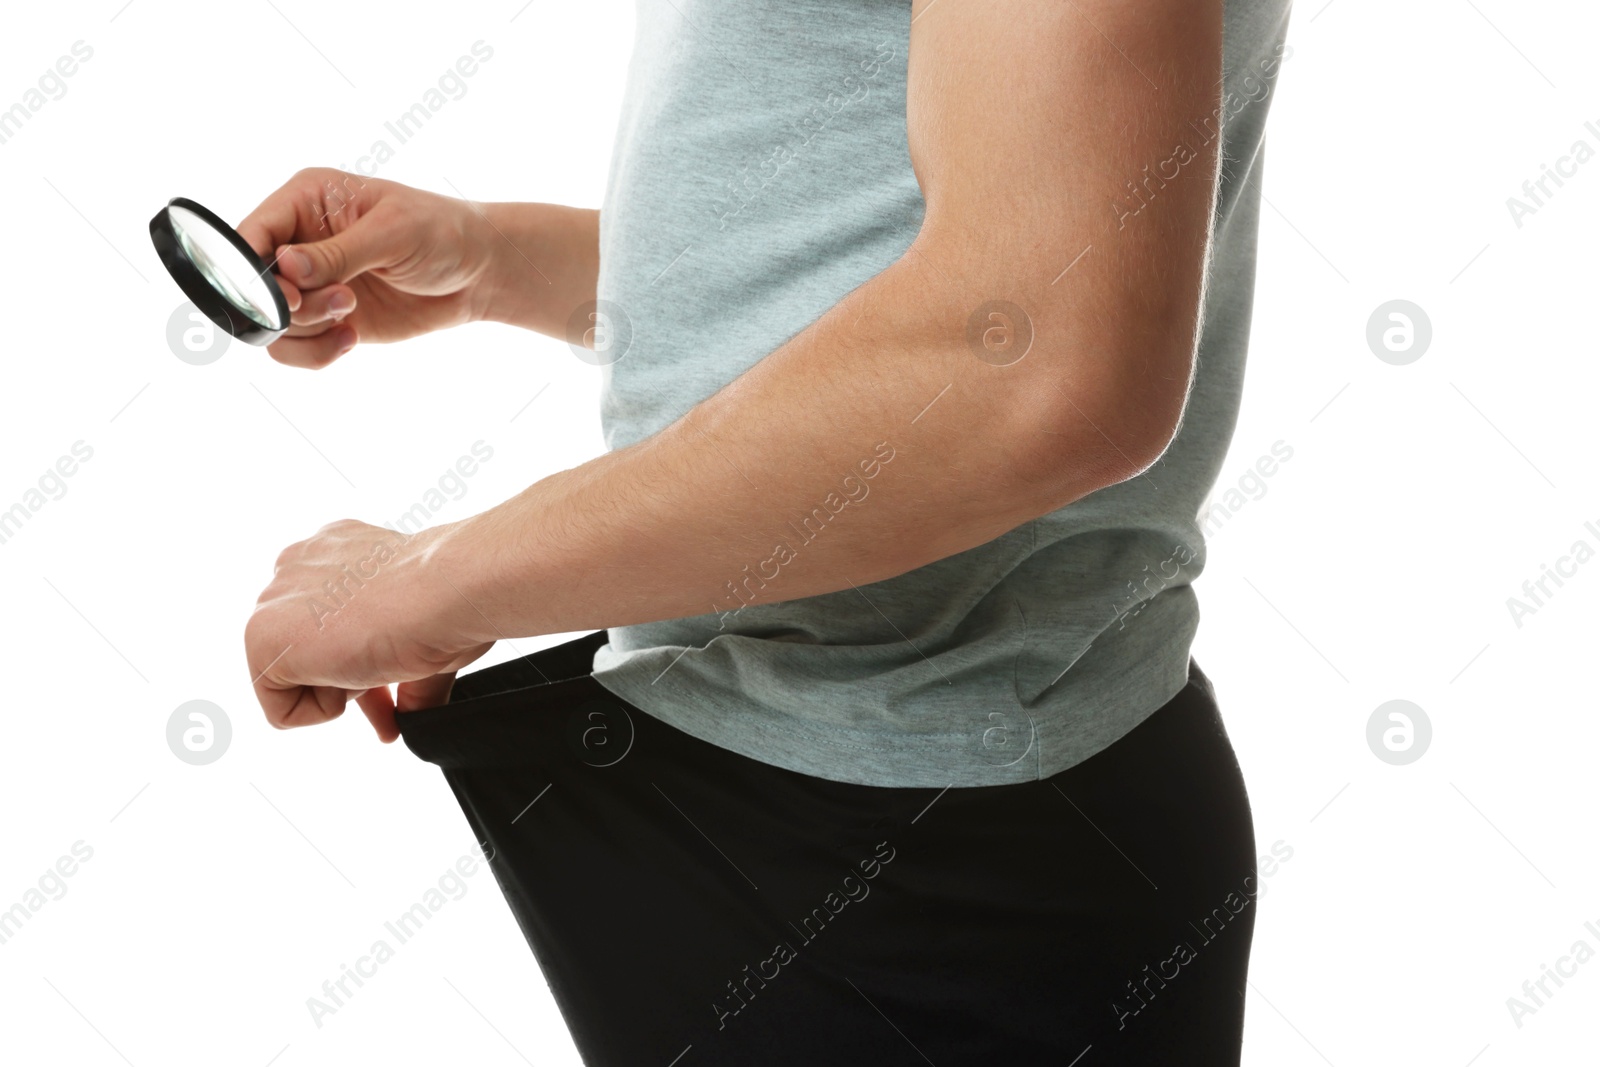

{"left": 425, "top": 231, "right": 1184, "bottom": 645}
{"left": 474, "top": 202, "right": 600, "bottom": 340}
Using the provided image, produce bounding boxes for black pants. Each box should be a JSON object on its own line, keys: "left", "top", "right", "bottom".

{"left": 397, "top": 631, "right": 1257, "bottom": 1066}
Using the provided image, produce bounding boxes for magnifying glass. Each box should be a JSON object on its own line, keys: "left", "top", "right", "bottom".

{"left": 149, "top": 197, "right": 290, "bottom": 346}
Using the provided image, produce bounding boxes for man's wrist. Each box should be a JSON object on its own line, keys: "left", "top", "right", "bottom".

{"left": 463, "top": 201, "right": 601, "bottom": 336}
{"left": 467, "top": 202, "right": 526, "bottom": 328}
{"left": 412, "top": 477, "right": 571, "bottom": 646}
{"left": 403, "top": 518, "right": 493, "bottom": 648}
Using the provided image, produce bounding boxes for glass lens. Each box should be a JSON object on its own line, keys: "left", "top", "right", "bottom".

{"left": 167, "top": 206, "right": 283, "bottom": 329}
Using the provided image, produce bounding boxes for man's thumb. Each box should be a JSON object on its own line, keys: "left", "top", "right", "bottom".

{"left": 396, "top": 672, "right": 458, "bottom": 713}
{"left": 279, "top": 211, "right": 402, "bottom": 289}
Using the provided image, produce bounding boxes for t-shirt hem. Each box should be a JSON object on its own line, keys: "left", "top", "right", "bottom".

{"left": 588, "top": 634, "right": 1196, "bottom": 790}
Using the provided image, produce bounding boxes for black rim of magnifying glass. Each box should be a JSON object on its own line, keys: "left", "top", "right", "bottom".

{"left": 149, "top": 196, "right": 290, "bottom": 346}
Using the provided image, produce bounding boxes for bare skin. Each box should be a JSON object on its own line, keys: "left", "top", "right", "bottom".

{"left": 244, "top": 0, "right": 1226, "bottom": 742}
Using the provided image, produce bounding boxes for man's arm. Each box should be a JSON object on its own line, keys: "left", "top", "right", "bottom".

{"left": 434, "top": 0, "right": 1224, "bottom": 635}
{"left": 248, "top": 0, "right": 1226, "bottom": 729}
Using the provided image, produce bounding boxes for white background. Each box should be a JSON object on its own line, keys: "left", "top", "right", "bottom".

{"left": 0, "top": 1, "right": 1595, "bottom": 1064}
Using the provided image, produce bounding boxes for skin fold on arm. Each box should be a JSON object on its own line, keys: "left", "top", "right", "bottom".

{"left": 245, "top": 0, "right": 1226, "bottom": 739}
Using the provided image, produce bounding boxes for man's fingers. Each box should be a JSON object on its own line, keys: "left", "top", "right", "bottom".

{"left": 277, "top": 274, "right": 303, "bottom": 313}
{"left": 288, "top": 283, "right": 357, "bottom": 328}
{"left": 266, "top": 325, "right": 359, "bottom": 370}
{"left": 392, "top": 645, "right": 494, "bottom": 712}
{"left": 356, "top": 686, "right": 400, "bottom": 744}
{"left": 256, "top": 255, "right": 304, "bottom": 313}
{"left": 237, "top": 168, "right": 377, "bottom": 256}
{"left": 259, "top": 683, "right": 349, "bottom": 730}
{"left": 237, "top": 176, "right": 309, "bottom": 261}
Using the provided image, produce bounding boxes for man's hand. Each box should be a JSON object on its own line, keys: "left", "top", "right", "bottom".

{"left": 237, "top": 170, "right": 502, "bottom": 368}
{"left": 244, "top": 519, "right": 492, "bottom": 742}
{"left": 237, "top": 169, "right": 600, "bottom": 368}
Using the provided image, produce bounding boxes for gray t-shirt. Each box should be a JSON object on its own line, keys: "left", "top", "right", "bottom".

{"left": 589, "top": 0, "right": 1294, "bottom": 787}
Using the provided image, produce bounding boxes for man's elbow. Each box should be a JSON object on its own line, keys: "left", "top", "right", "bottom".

{"left": 1003, "top": 332, "right": 1198, "bottom": 507}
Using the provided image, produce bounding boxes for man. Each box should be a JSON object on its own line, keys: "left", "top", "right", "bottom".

{"left": 244, "top": 1, "right": 1292, "bottom": 1062}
